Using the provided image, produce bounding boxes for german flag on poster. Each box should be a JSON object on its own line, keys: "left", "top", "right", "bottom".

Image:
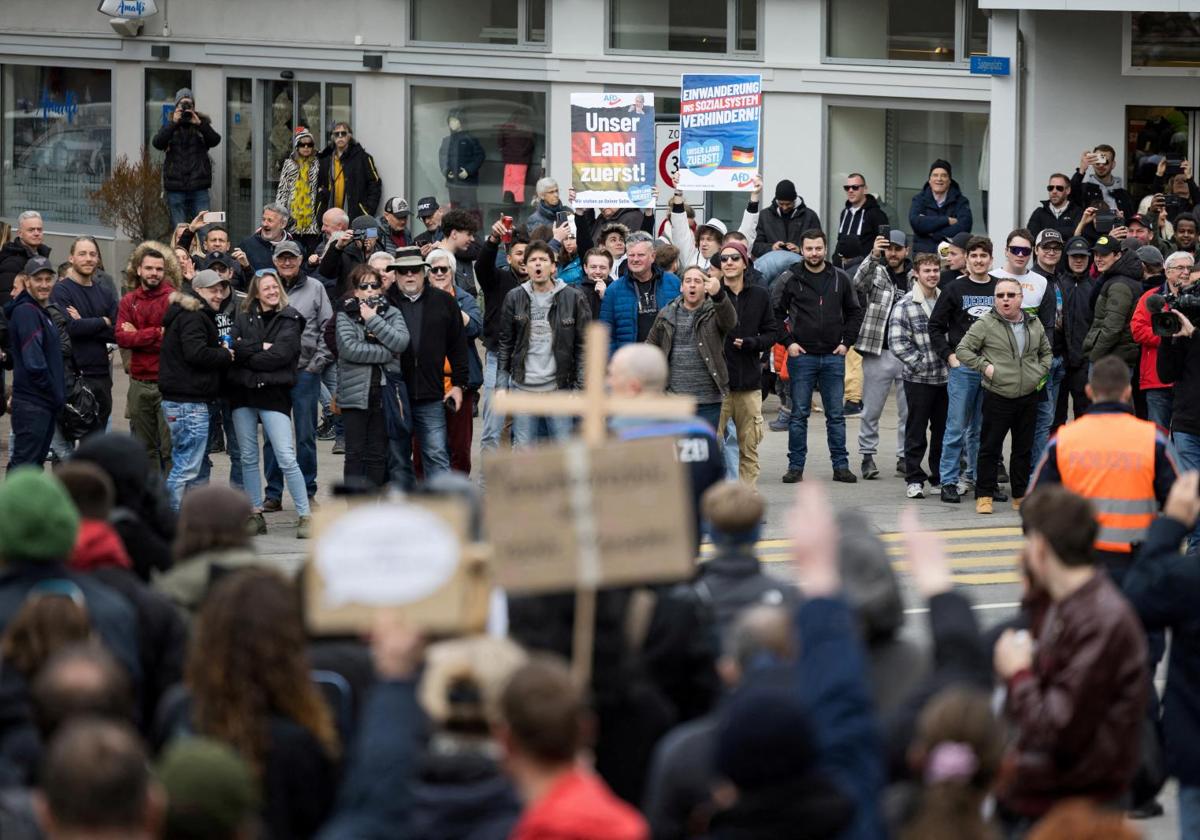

{"left": 678, "top": 74, "right": 762, "bottom": 192}
{"left": 570, "top": 92, "right": 656, "bottom": 209}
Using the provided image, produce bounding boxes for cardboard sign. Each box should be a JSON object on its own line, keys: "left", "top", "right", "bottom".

{"left": 304, "top": 498, "right": 490, "bottom": 635}
{"left": 483, "top": 437, "right": 694, "bottom": 594}
{"left": 571, "top": 92, "right": 656, "bottom": 209}
{"left": 677, "top": 74, "right": 762, "bottom": 191}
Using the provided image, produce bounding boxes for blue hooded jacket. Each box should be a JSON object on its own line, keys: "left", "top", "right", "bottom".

{"left": 908, "top": 180, "right": 973, "bottom": 254}
{"left": 3, "top": 291, "right": 65, "bottom": 411}
{"left": 599, "top": 265, "right": 681, "bottom": 354}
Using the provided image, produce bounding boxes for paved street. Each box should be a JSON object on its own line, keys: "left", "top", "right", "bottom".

{"left": 1, "top": 370, "right": 1178, "bottom": 836}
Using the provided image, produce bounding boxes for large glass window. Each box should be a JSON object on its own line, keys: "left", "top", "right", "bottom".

{"left": 826, "top": 106, "right": 988, "bottom": 239}
{"left": 412, "top": 0, "right": 546, "bottom": 46}
{"left": 1131, "top": 13, "right": 1200, "bottom": 68}
{"left": 610, "top": 0, "right": 758, "bottom": 54}
{"left": 409, "top": 85, "right": 546, "bottom": 224}
{"left": 2, "top": 65, "right": 111, "bottom": 226}
{"left": 262, "top": 81, "right": 352, "bottom": 212}
{"left": 226, "top": 78, "right": 254, "bottom": 240}
{"left": 827, "top": 0, "right": 981, "bottom": 63}
{"left": 144, "top": 68, "right": 192, "bottom": 167}
{"left": 1126, "top": 106, "right": 1190, "bottom": 209}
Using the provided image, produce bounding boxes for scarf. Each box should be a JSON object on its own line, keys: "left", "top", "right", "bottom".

{"left": 291, "top": 157, "right": 316, "bottom": 232}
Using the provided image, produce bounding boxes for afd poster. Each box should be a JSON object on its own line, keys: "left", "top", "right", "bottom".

{"left": 570, "top": 92, "right": 656, "bottom": 208}
{"left": 677, "top": 74, "right": 762, "bottom": 191}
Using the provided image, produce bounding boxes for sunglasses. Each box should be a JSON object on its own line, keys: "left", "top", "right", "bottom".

{"left": 428, "top": 265, "right": 452, "bottom": 274}
{"left": 332, "top": 130, "right": 349, "bottom": 137}
{"left": 395, "top": 265, "right": 424, "bottom": 275}
{"left": 718, "top": 253, "right": 743, "bottom": 263}
{"left": 842, "top": 184, "right": 864, "bottom": 192}
{"left": 995, "top": 292, "right": 1020, "bottom": 299}
{"left": 1008, "top": 246, "right": 1032, "bottom": 256}
{"left": 254, "top": 269, "right": 279, "bottom": 277}
{"left": 1046, "top": 184, "right": 1067, "bottom": 192}
{"left": 297, "top": 142, "right": 315, "bottom": 148}
{"left": 357, "top": 282, "right": 382, "bottom": 291}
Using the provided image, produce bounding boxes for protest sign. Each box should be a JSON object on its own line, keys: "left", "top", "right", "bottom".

{"left": 571, "top": 92, "right": 656, "bottom": 209}
{"left": 305, "top": 497, "right": 490, "bottom": 635}
{"left": 677, "top": 74, "right": 762, "bottom": 191}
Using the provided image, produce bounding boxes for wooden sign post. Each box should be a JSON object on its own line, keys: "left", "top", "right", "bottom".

{"left": 488, "top": 322, "right": 698, "bottom": 684}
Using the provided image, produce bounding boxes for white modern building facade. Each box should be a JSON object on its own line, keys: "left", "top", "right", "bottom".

{"left": 2, "top": 0, "right": 1199, "bottom": 265}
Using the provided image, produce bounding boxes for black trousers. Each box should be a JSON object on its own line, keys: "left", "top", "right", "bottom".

{"left": 977, "top": 390, "right": 1039, "bottom": 499}
{"left": 83, "top": 374, "right": 114, "bottom": 431}
{"left": 342, "top": 387, "right": 387, "bottom": 488}
{"left": 1054, "top": 362, "right": 1091, "bottom": 428}
{"left": 903, "top": 380, "right": 947, "bottom": 485}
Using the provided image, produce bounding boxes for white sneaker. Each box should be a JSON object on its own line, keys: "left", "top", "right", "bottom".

{"left": 957, "top": 477, "right": 975, "bottom": 496}
{"left": 906, "top": 482, "right": 925, "bottom": 499}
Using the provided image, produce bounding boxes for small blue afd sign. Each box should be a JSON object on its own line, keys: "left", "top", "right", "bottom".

{"left": 970, "top": 55, "right": 1011, "bottom": 76}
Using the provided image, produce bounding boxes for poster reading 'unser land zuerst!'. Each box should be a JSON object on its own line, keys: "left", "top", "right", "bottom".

{"left": 570, "top": 92, "right": 656, "bottom": 208}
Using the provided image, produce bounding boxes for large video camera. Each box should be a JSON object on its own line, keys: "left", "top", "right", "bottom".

{"left": 1149, "top": 284, "right": 1200, "bottom": 337}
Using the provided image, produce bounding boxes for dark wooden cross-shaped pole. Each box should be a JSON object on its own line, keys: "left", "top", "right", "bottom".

{"left": 493, "top": 322, "right": 697, "bottom": 683}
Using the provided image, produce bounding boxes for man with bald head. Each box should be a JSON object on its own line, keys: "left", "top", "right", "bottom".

{"left": 609, "top": 343, "right": 723, "bottom": 549}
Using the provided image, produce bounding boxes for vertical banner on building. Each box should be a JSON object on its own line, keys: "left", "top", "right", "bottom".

{"left": 570, "top": 92, "right": 656, "bottom": 208}
{"left": 677, "top": 74, "right": 762, "bottom": 191}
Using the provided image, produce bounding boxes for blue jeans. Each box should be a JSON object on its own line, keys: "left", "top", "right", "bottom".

{"left": 940, "top": 365, "right": 984, "bottom": 486}
{"left": 696, "top": 402, "right": 723, "bottom": 433}
{"left": 512, "top": 412, "right": 574, "bottom": 448}
{"left": 480, "top": 351, "right": 504, "bottom": 452}
{"left": 723, "top": 419, "right": 739, "bottom": 480}
{"left": 233, "top": 407, "right": 310, "bottom": 516}
{"left": 786, "top": 353, "right": 848, "bottom": 472}
{"left": 1145, "top": 388, "right": 1174, "bottom": 430}
{"left": 199, "top": 400, "right": 241, "bottom": 489}
{"left": 1180, "top": 784, "right": 1200, "bottom": 839}
{"left": 412, "top": 399, "right": 451, "bottom": 477}
{"left": 265, "top": 371, "right": 319, "bottom": 501}
{"left": 1032, "top": 356, "right": 1065, "bottom": 464}
{"left": 753, "top": 250, "right": 803, "bottom": 287}
{"left": 1174, "top": 430, "right": 1200, "bottom": 552}
{"left": 8, "top": 400, "right": 57, "bottom": 472}
{"left": 163, "top": 400, "right": 210, "bottom": 511}
{"left": 165, "top": 188, "right": 210, "bottom": 228}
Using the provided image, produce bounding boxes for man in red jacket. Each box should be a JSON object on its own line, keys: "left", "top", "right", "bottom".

{"left": 499, "top": 658, "right": 648, "bottom": 840}
{"left": 1131, "top": 251, "right": 1194, "bottom": 429}
{"left": 115, "top": 244, "right": 176, "bottom": 472}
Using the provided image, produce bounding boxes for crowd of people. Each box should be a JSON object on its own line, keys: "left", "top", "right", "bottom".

{"left": 2, "top": 107, "right": 1200, "bottom": 836}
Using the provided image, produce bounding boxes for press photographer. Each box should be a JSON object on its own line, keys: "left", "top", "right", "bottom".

{"left": 1157, "top": 261, "right": 1200, "bottom": 543}
{"left": 320, "top": 213, "right": 386, "bottom": 291}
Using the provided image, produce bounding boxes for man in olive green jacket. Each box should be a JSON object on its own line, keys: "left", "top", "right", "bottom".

{"left": 1082, "top": 237, "right": 1143, "bottom": 369}
{"left": 956, "top": 277, "right": 1051, "bottom": 513}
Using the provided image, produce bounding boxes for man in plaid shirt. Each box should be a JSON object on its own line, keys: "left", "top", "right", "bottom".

{"left": 852, "top": 228, "right": 914, "bottom": 480}
{"left": 889, "top": 252, "right": 949, "bottom": 498}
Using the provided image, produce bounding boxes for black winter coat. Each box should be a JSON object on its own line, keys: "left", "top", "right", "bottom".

{"left": 228, "top": 305, "right": 304, "bottom": 413}
{"left": 151, "top": 116, "right": 221, "bottom": 192}
{"left": 1056, "top": 269, "right": 1096, "bottom": 367}
{"left": 752, "top": 201, "right": 823, "bottom": 257}
{"left": 391, "top": 286, "right": 470, "bottom": 403}
{"left": 0, "top": 240, "right": 50, "bottom": 302}
{"left": 316, "top": 141, "right": 382, "bottom": 218}
{"left": 474, "top": 237, "right": 524, "bottom": 352}
{"left": 723, "top": 282, "right": 777, "bottom": 391}
{"left": 1158, "top": 327, "right": 1200, "bottom": 436}
{"left": 158, "top": 292, "right": 234, "bottom": 403}
{"left": 495, "top": 282, "right": 591, "bottom": 390}
{"left": 1027, "top": 200, "right": 1082, "bottom": 242}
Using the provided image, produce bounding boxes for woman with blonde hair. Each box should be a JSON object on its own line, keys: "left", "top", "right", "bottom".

{"left": 227, "top": 268, "right": 309, "bottom": 538}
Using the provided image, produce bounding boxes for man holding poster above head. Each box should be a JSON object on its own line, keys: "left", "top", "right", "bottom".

{"left": 571, "top": 92, "right": 657, "bottom": 210}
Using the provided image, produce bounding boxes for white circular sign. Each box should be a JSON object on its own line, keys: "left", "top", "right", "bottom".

{"left": 315, "top": 503, "right": 460, "bottom": 607}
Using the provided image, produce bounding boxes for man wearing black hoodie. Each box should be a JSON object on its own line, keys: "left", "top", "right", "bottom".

{"left": 775, "top": 230, "right": 862, "bottom": 484}
{"left": 836, "top": 173, "right": 890, "bottom": 259}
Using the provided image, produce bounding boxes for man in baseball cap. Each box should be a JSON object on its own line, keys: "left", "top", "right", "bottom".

{"left": 414, "top": 196, "right": 444, "bottom": 250}
{"left": 381, "top": 197, "right": 412, "bottom": 252}
{"left": 1083, "top": 235, "right": 1143, "bottom": 376}
{"left": 7, "top": 257, "right": 65, "bottom": 469}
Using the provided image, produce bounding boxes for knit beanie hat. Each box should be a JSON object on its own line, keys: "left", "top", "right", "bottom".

{"left": 718, "top": 239, "right": 754, "bottom": 268}
{"left": 159, "top": 738, "right": 259, "bottom": 840}
{"left": 929, "top": 158, "right": 953, "bottom": 178}
{"left": 292, "top": 126, "right": 315, "bottom": 151}
{"left": 174, "top": 88, "right": 194, "bottom": 107}
{"left": 774, "top": 179, "right": 798, "bottom": 202}
{"left": 351, "top": 214, "right": 378, "bottom": 233}
{"left": 716, "top": 682, "right": 817, "bottom": 790}
{"left": 0, "top": 468, "right": 81, "bottom": 563}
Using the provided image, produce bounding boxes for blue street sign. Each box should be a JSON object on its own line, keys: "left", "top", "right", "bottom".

{"left": 970, "top": 55, "right": 1011, "bottom": 76}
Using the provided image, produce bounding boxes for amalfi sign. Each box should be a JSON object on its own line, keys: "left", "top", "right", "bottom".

{"left": 96, "top": 0, "right": 158, "bottom": 18}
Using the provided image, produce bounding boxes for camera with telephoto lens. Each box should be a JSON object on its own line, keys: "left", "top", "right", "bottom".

{"left": 342, "top": 295, "right": 389, "bottom": 318}
{"left": 349, "top": 227, "right": 378, "bottom": 242}
{"left": 1150, "top": 283, "right": 1200, "bottom": 337}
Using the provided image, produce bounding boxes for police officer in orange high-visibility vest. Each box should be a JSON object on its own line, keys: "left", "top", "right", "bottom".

{"left": 1031, "top": 355, "right": 1177, "bottom": 581}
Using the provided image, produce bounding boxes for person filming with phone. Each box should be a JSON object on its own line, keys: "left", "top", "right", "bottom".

{"left": 1071, "top": 144, "right": 1135, "bottom": 221}
{"left": 152, "top": 88, "right": 221, "bottom": 228}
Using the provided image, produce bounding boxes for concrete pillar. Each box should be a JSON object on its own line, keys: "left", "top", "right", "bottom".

{"left": 987, "top": 9, "right": 1021, "bottom": 237}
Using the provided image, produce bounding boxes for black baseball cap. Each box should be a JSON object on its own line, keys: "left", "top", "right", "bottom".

{"left": 944, "top": 232, "right": 973, "bottom": 250}
{"left": 1092, "top": 235, "right": 1120, "bottom": 256}
{"left": 1065, "top": 236, "right": 1091, "bottom": 256}
{"left": 416, "top": 196, "right": 439, "bottom": 218}
{"left": 22, "top": 256, "right": 54, "bottom": 276}
{"left": 201, "top": 250, "right": 238, "bottom": 271}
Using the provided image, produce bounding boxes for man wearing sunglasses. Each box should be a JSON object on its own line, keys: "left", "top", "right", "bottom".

{"left": 1027, "top": 173, "right": 1081, "bottom": 243}
{"left": 387, "top": 246, "right": 469, "bottom": 481}
{"left": 259, "top": 241, "right": 333, "bottom": 513}
{"left": 316, "top": 122, "right": 382, "bottom": 219}
{"left": 836, "top": 173, "right": 890, "bottom": 260}
{"left": 956, "top": 278, "right": 1051, "bottom": 514}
